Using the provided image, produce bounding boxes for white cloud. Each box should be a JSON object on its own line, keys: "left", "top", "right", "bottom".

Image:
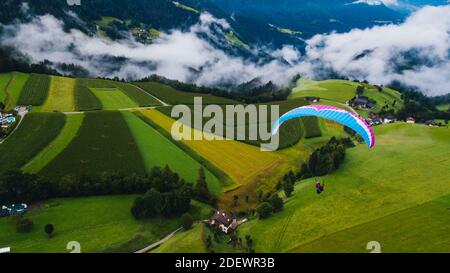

{"left": 351, "top": 0, "right": 399, "bottom": 6}
{"left": 0, "top": 6, "right": 449, "bottom": 95}
{"left": 302, "top": 5, "right": 450, "bottom": 95}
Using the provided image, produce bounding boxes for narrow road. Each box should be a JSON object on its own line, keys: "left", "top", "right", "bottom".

{"left": 134, "top": 227, "right": 183, "bottom": 253}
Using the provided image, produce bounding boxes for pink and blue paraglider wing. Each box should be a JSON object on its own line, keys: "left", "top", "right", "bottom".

{"left": 271, "top": 105, "right": 375, "bottom": 148}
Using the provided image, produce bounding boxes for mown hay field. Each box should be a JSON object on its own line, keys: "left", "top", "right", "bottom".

{"left": 17, "top": 74, "right": 51, "bottom": 106}
{"left": 138, "top": 109, "right": 282, "bottom": 187}
{"left": 23, "top": 114, "right": 84, "bottom": 173}
{"left": 0, "top": 73, "right": 12, "bottom": 103}
{"left": 114, "top": 82, "right": 162, "bottom": 107}
{"left": 157, "top": 98, "right": 311, "bottom": 149}
{"left": 41, "top": 76, "right": 76, "bottom": 112}
{"left": 3, "top": 72, "right": 29, "bottom": 110}
{"left": 40, "top": 111, "right": 146, "bottom": 177}
{"left": 0, "top": 113, "right": 65, "bottom": 173}
{"left": 74, "top": 79, "right": 102, "bottom": 111}
{"left": 90, "top": 88, "right": 138, "bottom": 110}
{"left": 122, "top": 111, "right": 223, "bottom": 195}
{"left": 134, "top": 82, "right": 238, "bottom": 105}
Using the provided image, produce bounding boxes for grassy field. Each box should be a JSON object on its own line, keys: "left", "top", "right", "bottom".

{"left": 290, "top": 78, "right": 403, "bottom": 117}
{"left": 237, "top": 123, "right": 450, "bottom": 252}
{"left": 436, "top": 103, "right": 449, "bottom": 111}
{"left": 290, "top": 78, "right": 358, "bottom": 102}
{"left": 0, "top": 73, "right": 12, "bottom": 103}
{"left": 134, "top": 82, "right": 238, "bottom": 105}
{"left": 90, "top": 88, "right": 139, "bottom": 110}
{"left": 157, "top": 98, "right": 310, "bottom": 149}
{"left": 41, "top": 76, "right": 76, "bottom": 112}
{"left": 0, "top": 113, "right": 65, "bottom": 173}
{"left": 0, "top": 196, "right": 212, "bottom": 253}
{"left": 152, "top": 224, "right": 206, "bottom": 253}
{"left": 295, "top": 194, "right": 450, "bottom": 252}
{"left": 138, "top": 109, "right": 282, "bottom": 189}
{"left": 74, "top": 79, "right": 102, "bottom": 111}
{"left": 4, "top": 72, "right": 29, "bottom": 110}
{"left": 22, "top": 114, "right": 84, "bottom": 174}
{"left": 122, "top": 111, "right": 223, "bottom": 195}
{"left": 40, "top": 111, "right": 146, "bottom": 178}
{"left": 114, "top": 82, "right": 161, "bottom": 107}
{"left": 17, "top": 74, "right": 51, "bottom": 106}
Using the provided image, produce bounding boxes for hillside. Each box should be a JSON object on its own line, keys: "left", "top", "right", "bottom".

{"left": 0, "top": 70, "right": 449, "bottom": 254}
{"left": 157, "top": 123, "right": 450, "bottom": 252}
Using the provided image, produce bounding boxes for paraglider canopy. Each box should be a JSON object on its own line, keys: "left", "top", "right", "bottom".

{"left": 272, "top": 104, "right": 375, "bottom": 148}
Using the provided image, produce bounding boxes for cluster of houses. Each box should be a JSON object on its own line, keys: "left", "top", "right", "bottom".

{"left": 0, "top": 204, "right": 28, "bottom": 218}
{"left": 366, "top": 112, "right": 397, "bottom": 126}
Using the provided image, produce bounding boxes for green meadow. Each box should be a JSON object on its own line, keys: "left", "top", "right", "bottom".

{"left": 290, "top": 78, "right": 358, "bottom": 102}
{"left": 0, "top": 73, "right": 12, "bottom": 103}
{"left": 290, "top": 78, "right": 403, "bottom": 118}
{"left": 41, "top": 76, "right": 76, "bottom": 112}
{"left": 134, "top": 81, "right": 238, "bottom": 105}
{"left": 23, "top": 114, "right": 84, "bottom": 174}
{"left": 74, "top": 79, "right": 102, "bottom": 111}
{"left": 4, "top": 72, "right": 29, "bottom": 110}
{"left": 0, "top": 113, "right": 65, "bottom": 173}
{"left": 18, "top": 74, "right": 51, "bottom": 106}
{"left": 40, "top": 111, "right": 146, "bottom": 178}
{"left": 152, "top": 224, "right": 206, "bottom": 253}
{"left": 237, "top": 123, "right": 450, "bottom": 252}
{"left": 114, "top": 82, "right": 162, "bottom": 107}
{"left": 90, "top": 88, "right": 139, "bottom": 110}
{"left": 295, "top": 194, "right": 450, "bottom": 252}
{"left": 436, "top": 103, "right": 449, "bottom": 111}
{"left": 0, "top": 195, "right": 212, "bottom": 253}
{"left": 122, "top": 111, "right": 223, "bottom": 194}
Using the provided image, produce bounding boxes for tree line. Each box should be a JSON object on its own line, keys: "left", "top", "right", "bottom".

{"left": 136, "top": 74, "right": 295, "bottom": 103}
{"left": 0, "top": 166, "right": 190, "bottom": 204}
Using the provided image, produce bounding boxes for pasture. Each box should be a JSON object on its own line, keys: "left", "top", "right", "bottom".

{"left": 122, "top": 111, "right": 223, "bottom": 195}
{"left": 39, "top": 111, "right": 146, "bottom": 178}
{"left": 238, "top": 123, "right": 450, "bottom": 252}
{"left": 152, "top": 224, "right": 206, "bottom": 253}
{"left": 22, "top": 114, "right": 84, "bottom": 174}
{"left": 90, "top": 88, "right": 138, "bottom": 110}
{"left": 74, "top": 79, "right": 102, "bottom": 111}
{"left": 41, "top": 76, "right": 76, "bottom": 112}
{"left": 0, "top": 113, "right": 65, "bottom": 173}
{"left": 157, "top": 98, "right": 310, "bottom": 149}
{"left": 3, "top": 72, "right": 29, "bottom": 110}
{"left": 290, "top": 78, "right": 358, "bottom": 102}
{"left": 114, "top": 82, "right": 162, "bottom": 107}
{"left": 289, "top": 78, "right": 404, "bottom": 117}
{"left": 436, "top": 103, "right": 449, "bottom": 111}
{"left": 0, "top": 73, "right": 12, "bottom": 103}
{"left": 295, "top": 194, "right": 450, "bottom": 252}
{"left": 138, "top": 109, "right": 281, "bottom": 189}
{"left": 134, "top": 82, "right": 238, "bottom": 105}
{"left": 17, "top": 74, "right": 51, "bottom": 106}
{"left": 0, "top": 196, "right": 212, "bottom": 253}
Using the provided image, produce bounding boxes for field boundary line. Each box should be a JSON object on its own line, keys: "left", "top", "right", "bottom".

{"left": 129, "top": 83, "right": 170, "bottom": 106}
